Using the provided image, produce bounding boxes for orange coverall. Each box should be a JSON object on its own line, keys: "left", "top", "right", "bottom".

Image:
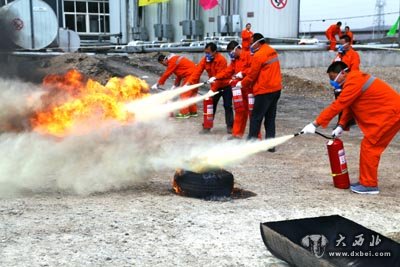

{"left": 333, "top": 47, "right": 361, "bottom": 71}
{"left": 325, "top": 24, "right": 342, "bottom": 51}
{"left": 188, "top": 52, "right": 230, "bottom": 91}
{"left": 158, "top": 55, "right": 197, "bottom": 115}
{"left": 241, "top": 29, "right": 253, "bottom": 51}
{"left": 241, "top": 43, "right": 282, "bottom": 139}
{"left": 215, "top": 50, "right": 252, "bottom": 137}
{"left": 316, "top": 71, "right": 400, "bottom": 187}
{"left": 241, "top": 44, "right": 282, "bottom": 96}
{"left": 188, "top": 53, "right": 232, "bottom": 129}
{"left": 346, "top": 30, "right": 354, "bottom": 44}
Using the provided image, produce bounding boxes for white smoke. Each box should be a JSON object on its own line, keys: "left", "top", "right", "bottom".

{"left": 0, "top": 78, "right": 175, "bottom": 197}
{"left": 0, "top": 78, "right": 44, "bottom": 132}
{"left": 0, "top": 124, "right": 172, "bottom": 197}
{"left": 0, "top": 78, "right": 294, "bottom": 198}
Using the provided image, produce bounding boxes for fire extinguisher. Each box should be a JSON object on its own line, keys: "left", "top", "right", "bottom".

{"left": 232, "top": 86, "right": 245, "bottom": 112}
{"left": 203, "top": 97, "right": 214, "bottom": 129}
{"left": 248, "top": 93, "right": 254, "bottom": 117}
{"left": 248, "top": 93, "right": 254, "bottom": 111}
{"left": 326, "top": 137, "right": 350, "bottom": 189}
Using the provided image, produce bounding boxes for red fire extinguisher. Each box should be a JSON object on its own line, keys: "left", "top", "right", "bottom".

{"left": 326, "top": 138, "right": 350, "bottom": 189}
{"left": 248, "top": 93, "right": 254, "bottom": 112}
{"left": 203, "top": 97, "right": 214, "bottom": 129}
{"left": 232, "top": 86, "right": 245, "bottom": 112}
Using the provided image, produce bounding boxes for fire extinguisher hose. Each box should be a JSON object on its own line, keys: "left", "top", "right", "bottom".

{"left": 294, "top": 131, "right": 334, "bottom": 139}
{"left": 315, "top": 131, "right": 334, "bottom": 140}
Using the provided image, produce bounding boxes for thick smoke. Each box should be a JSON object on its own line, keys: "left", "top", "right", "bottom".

{"left": 0, "top": 78, "right": 224, "bottom": 197}
{"left": 0, "top": 79, "right": 44, "bottom": 132}
{"left": 0, "top": 78, "right": 176, "bottom": 197}
{"left": 0, "top": 123, "right": 173, "bottom": 197}
{"left": 0, "top": 78, "right": 293, "bottom": 197}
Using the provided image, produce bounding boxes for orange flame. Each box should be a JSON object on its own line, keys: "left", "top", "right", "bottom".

{"left": 31, "top": 69, "right": 149, "bottom": 137}
{"left": 172, "top": 169, "right": 184, "bottom": 195}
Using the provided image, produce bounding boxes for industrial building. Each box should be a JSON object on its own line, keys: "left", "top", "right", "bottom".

{"left": 0, "top": 0, "right": 300, "bottom": 49}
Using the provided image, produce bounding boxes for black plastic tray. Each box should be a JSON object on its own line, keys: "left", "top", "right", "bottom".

{"left": 260, "top": 215, "right": 400, "bottom": 267}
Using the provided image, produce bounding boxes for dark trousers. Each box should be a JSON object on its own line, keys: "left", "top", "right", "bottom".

{"left": 212, "top": 86, "right": 233, "bottom": 128}
{"left": 335, "top": 91, "right": 355, "bottom": 129}
{"left": 248, "top": 90, "right": 281, "bottom": 139}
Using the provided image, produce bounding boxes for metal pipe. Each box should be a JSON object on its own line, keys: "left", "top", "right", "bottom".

{"left": 119, "top": 0, "right": 122, "bottom": 44}
{"left": 133, "top": 0, "right": 139, "bottom": 28}
{"left": 141, "top": 5, "right": 146, "bottom": 32}
{"left": 142, "top": 46, "right": 205, "bottom": 52}
{"left": 194, "top": 0, "right": 200, "bottom": 20}
{"left": 56, "top": 0, "right": 60, "bottom": 45}
{"left": 233, "top": 0, "right": 239, "bottom": 14}
{"left": 29, "top": 0, "right": 35, "bottom": 49}
{"left": 157, "top": 3, "right": 162, "bottom": 24}
{"left": 223, "top": 0, "right": 228, "bottom": 15}
{"left": 164, "top": 2, "right": 170, "bottom": 25}
{"left": 398, "top": 0, "right": 400, "bottom": 46}
{"left": 186, "top": 0, "right": 191, "bottom": 20}
{"left": 297, "top": 0, "right": 301, "bottom": 39}
{"left": 130, "top": 42, "right": 399, "bottom": 53}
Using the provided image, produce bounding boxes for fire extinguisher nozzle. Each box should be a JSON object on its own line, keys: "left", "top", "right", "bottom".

{"left": 294, "top": 132, "right": 303, "bottom": 136}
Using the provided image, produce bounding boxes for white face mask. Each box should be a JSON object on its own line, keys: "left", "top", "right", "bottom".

{"left": 250, "top": 39, "right": 263, "bottom": 54}
{"left": 329, "top": 68, "right": 349, "bottom": 90}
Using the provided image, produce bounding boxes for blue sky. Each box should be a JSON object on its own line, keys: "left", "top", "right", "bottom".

{"left": 300, "top": 0, "right": 400, "bottom": 32}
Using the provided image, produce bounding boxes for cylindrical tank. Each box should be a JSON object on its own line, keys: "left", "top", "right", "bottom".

{"left": 58, "top": 28, "right": 80, "bottom": 52}
{"left": 0, "top": 0, "right": 58, "bottom": 50}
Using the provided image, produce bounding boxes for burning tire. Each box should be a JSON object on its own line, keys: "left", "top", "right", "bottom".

{"left": 173, "top": 169, "right": 234, "bottom": 199}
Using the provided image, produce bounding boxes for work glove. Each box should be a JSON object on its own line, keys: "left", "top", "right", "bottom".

{"left": 301, "top": 122, "right": 317, "bottom": 134}
{"left": 151, "top": 83, "right": 159, "bottom": 90}
{"left": 234, "top": 72, "right": 243, "bottom": 79}
{"left": 236, "top": 81, "right": 242, "bottom": 88}
{"left": 170, "top": 85, "right": 177, "bottom": 90}
{"left": 207, "top": 77, "right": 217, "bottom": 84}
{"left": 332, "top": 125, "right": 344, "bottom": 138}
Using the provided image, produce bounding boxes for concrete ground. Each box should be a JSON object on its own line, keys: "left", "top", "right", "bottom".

{"left": 0, "top": 54, "right": 399, "bottom": 267}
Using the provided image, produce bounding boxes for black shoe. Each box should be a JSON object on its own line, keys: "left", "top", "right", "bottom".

{"left": 267, "top": 148, "right": 276, "bottom": 153}
{"left": 199, "top": 128, "right": 211, "bottom": 134}
{"left": 227, "top": 127, "right": 233, "bottom": 134}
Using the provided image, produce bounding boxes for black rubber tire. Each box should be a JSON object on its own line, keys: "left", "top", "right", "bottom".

{"left": 174, "top": 169, "right": 234, "bottom": 198}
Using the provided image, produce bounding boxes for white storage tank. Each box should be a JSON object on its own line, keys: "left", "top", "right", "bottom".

{"left": 0, "top": 0, "right": 58, "bottom": 50}
{"left": 58, "top": 28, "right": 80, "bottom": 52}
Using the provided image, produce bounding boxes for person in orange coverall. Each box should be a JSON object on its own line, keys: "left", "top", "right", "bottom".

{"left": 325, "top": 21, "right": 342, "bottom": 51}
{"left": 241, "top": 23, "right": 253, "bottom": 51}
{"left": 236, "top": 33, "right": 282, "bottom": 152}
{"left": 302, "top": 61, "right": 400, "bottom": 194}
{"left": 187, "top": 42, "right": 233, "bottom": 134}
{"left": 333, "top": 35, "right": 360, "bottom": 72}
{"left": 153, "top": 54, "right": 197, "bottom": 118}
{"left": 210, "top": 40, "right": 252, "bottom": 139}
{"left": 344, "top": 26, "right": 354, "bottom": 44}
{"left": 331, "top": 34, "right": 361, "bottom": 126}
